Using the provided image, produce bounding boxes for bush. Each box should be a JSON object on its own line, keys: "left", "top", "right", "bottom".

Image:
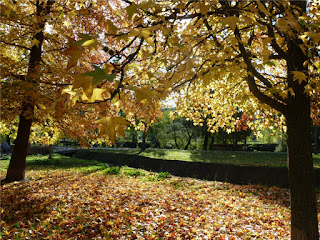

{"left": 157, "top": 171, "right": 171, "bottom": 179}
{"left": 125, "top": 169, "right": 146, "bottom": 177}
{"left": 103, "top": 166, "right": 121, "bottom": 175}
{"left": 0, "top": 155, "right": 11, "bottom": 160}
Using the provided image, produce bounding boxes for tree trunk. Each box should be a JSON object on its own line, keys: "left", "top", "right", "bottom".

{"left": 209, "top": 135, "right": 215, "bottom": 150}
{"left": 286, "top": 99, "right": 319, "bottom": 239}
{"left": 4, "top": 103, "right": 34, "bottom": 182}
{"left": 203, "top": 128, "right": 209, "bottom": 150}
{"left": 140, "top": 131, "right": 147, "bottom": 151}
{"left": 48, "top": 144, "right": 54, "bottom": 159}
{"left": 184, "top": 133, "right": 192, "bottom": 150}
{"left": 284, "top": 2, "right": 319, "bottom": 235}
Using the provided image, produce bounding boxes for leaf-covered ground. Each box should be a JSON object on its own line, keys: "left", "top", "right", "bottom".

{"left": 1, "top": 155, "right": 320, "bottom": 239}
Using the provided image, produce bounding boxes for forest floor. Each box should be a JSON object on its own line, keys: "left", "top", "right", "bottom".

{"left": 1, "top": 154, "right": 320, "bottom": 239}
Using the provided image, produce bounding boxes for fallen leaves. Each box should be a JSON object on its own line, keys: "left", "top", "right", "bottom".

{"left": 1, "top": 158, "right": 319, "bottom": 239}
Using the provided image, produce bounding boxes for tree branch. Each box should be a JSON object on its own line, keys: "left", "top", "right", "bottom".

{"left": 266, "top": 22, "right": 288, "bottom": 59}
{"left": 0, "top": 40, "right": 31, "bottom": 50}
{"left": 246, "top": 75, "right": 286, "bottom": 114}
{"left": 234, "top": 27, "right": 273, "bottom": 89}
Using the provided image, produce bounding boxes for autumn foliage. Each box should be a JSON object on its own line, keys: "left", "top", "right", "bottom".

{"left": 1, "top": 0, "right": 320, "bottom": 239}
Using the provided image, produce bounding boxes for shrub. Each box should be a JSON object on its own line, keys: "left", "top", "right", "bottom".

{"left": 103, "top": 166, "right": 121, "bottom": 175}
{"left": 0, "top": 155, "right": 11, "bottom": 160}
{"left": 125, "top": 169, "right": 146, "bottom": 177}
{"left": 157, "top": 171, "right": 171, "bottom": 180}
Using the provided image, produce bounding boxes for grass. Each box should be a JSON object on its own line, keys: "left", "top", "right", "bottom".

{"left": 1, "top": 154, "right": 319, "bottom": 239}
{"left": 94, "top": 148, "right": 320, "bottom": 168}
{"left": 0, "top": 154, "right": 169, "bottom": 180}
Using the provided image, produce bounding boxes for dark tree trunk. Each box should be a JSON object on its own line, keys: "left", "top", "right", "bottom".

{"left": 203, "top": 128, "right": 209, "bottom": 150}
{"left": 4, "top": 103, "right": 34, "bottom": 182}
{"left": 209, "top": 135, "right": 215, "bottom": 150}
{"left": 286, "top": 98, "right": 319, "bottom": 240}
{"left": 173, "top": 133, "right": 180, "bottom": 149}
{"left": 48, "top": 145, "right": 54, "bottom": 159}
{"left": 284, "top": 3, "right": 319, "bottom": 234}
{"left": 140, "top": 131, "right": 147, "bottom": 151}
{"left": 184, "top": 133, "right": 192, "bottom": 150}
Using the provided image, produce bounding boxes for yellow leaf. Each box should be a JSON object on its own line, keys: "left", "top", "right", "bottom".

{"left": 129, "top": 86, "right": 157, "bottom": 108}
{"left": 256, "top": 0, "right": 272, "bottom": 16}
{"left": 96, "top": 116, "right": 129, "bottom": 144}
{"left": 64, "top": 45, "right": 84, "bottom": 69}
{"left": 126, "top": 2, "right": 138, "bottom": 19}
{"left": 106, "top": 20, "right": 117, "bottom": 34}
{"left": 308, "top": 32, "right": 320, "bottom": 43}
{"left": 139, "top": 28, "right": 153, "bottom": 46}
{"left": 221, "top": 16, "right": 238, "bottom": 31}
{"left": 63, "top": 20, "right": 71, "bottom": 28}
{"left": 72, "top": 76, "right": 94, "bottom": 98}
{"left": 262, "top": 37, "right": 274, "bottom": 45}
{"left": 81, "top": 88, "right": 109, "bottom": 102}
{"left": 292, "top": 71, "right": 307, "bottom": 84}
{"left": 129, "top": 28, "right": 140, "bottom": 37}
{"left": 82, "top": 38, "right": 99, "bottom": 49}
{"left": 144, "top": 36, "right": 154, "bottom": 46}
{"left": 31, "top": 38, "right": 40, "bottom": 47}
{"left": 279, "top": 90, "right": 288, "bottom": 99}
{"left": 63, "top": 88, "right": 81, "bottom": 107}
{"left": 140, "top": 28, "right": 151, "bottom": 38}
{"left": 288, "top": 88, "right": 295, "bottom": 97}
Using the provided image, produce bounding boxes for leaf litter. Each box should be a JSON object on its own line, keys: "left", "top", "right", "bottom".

{"left": 1, "top": 166, "right": 319, "bottom": 239}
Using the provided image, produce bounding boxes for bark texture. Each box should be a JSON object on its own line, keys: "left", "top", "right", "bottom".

{"left": 4, "top": 103, "right": 34, "bottom": 181}
{"left": 286, "top": 98, "right": 318, "bottom": 240}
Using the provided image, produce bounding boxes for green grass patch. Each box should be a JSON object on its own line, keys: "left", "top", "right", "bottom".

{"left": 124, "top": 169, "right": 146, "bottom": 177}
{"left": 0, "top": 154, "right": 151, "bottom": 179}
{"left": 102, "top": 166, "right": 122, "bottom": 175}
{"left": 94, "top": 149, "right": 320, "bottom": 168}
{"left": 157, "top": 171, "right": 171, "bottom": 179}
{"left": 0, "top": 154, "right": 110, "bottom": 178}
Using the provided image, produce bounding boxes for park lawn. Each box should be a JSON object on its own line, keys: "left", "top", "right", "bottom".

{"left": 95, "top": 149, "right": 320, "bottom": 169}
{"left": 1, "top": 154, "right": 320, "bottom": 239}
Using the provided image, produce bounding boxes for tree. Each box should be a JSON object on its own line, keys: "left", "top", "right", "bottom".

{"left": 174, "top": 86, "right": 253, "bottom": 149}
{"left": 0, "top": 0, "right": 155, "bottom": 182}
{"left": 1, "top": 0, "right": 55, "bottom": 181}
{"left": 111, "top": 0, "right": 319, "bottom": 238}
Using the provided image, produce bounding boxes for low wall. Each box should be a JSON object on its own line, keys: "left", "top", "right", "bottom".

{"left": 5, "top": 145, "right": 53, "bottom": 155}
{"left": 28, "top": 145, "right": 53, "bottom": 155}
{"left": 72, "top": 150, "right": 320, "bottom": 188}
